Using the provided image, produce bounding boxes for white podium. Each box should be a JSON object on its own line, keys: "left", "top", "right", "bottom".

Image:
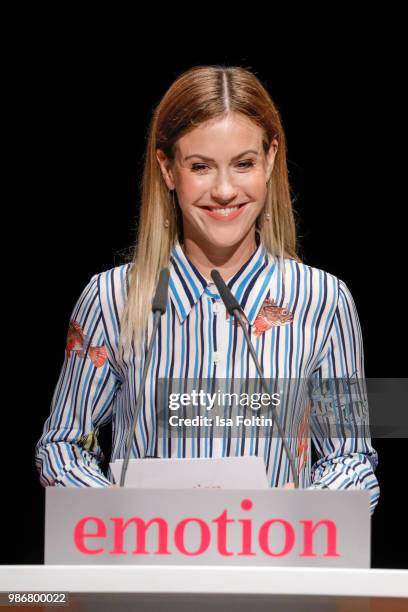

{"left": 44, "top": 488, "right": 372, "bottom": 567}
{"left": 2, "top": 565, "right": 407, "bottom": 611}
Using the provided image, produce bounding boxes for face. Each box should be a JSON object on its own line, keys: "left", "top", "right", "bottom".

{"left": 156, "top": 112, "right": 278, "bottom": 249}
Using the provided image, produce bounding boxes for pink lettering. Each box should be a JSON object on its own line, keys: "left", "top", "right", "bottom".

{"left": 109, "top": 517, "right": 171, "bottom": 555}
{"left": 300, "top": 519, "right": 339, "bottom": 557}
{"left": 72, "top": 500, "right": 340, "bottom": 559}
{"left": 258, "top": 519, "right": 295, "bottom": 556}
{"left": 174, "top": 518, "right": 211, "bottom": 555}
{"left": 74, "top": 516, "right": 106, "bottom": 554}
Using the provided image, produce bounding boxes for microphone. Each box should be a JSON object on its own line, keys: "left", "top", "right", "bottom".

{"left": 210, "top": 269, "right": 299, "bottom": 489}
{"left": 119, "top": 268, "right": 170, "bottom": 487}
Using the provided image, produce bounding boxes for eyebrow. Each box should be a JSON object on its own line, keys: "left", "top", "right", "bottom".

{"left": 184, "top": 149, "right": 259, "bottom": 162}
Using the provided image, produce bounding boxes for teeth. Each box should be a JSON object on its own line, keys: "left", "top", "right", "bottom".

{"left": 212, "top": 206, "right": 239, "bottom": 216}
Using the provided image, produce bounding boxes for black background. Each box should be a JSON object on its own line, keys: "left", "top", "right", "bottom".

{"left": 6, "top": 24, "right": 405, "bottom": 568}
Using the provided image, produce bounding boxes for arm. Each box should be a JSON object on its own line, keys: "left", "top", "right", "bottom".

{"left": 308, "top": 279, "right": 380, "bottom": 516}
{"left": 34, "top": 273, "right": 121, "bottom": 487}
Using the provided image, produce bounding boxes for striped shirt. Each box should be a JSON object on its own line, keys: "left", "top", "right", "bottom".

{"left": 35, "top": 239, "right": 380, "bottom": 515}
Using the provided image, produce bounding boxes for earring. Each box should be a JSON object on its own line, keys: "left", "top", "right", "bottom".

{"left": 171, "top": 188, "right": 177, "bottom": 214}
{"left": 164, "top": 188, "right": 176, "bottom": 229}
{"left": 265, "top": 179, "right": 271, "bottom": 220}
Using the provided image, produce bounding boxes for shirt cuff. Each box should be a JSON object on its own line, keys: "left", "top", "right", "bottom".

{"left": 53, "top": 462, "right": 112, "bottom": 487}
{"left": 307, "top": 481, "right": 330, "bottom": 490}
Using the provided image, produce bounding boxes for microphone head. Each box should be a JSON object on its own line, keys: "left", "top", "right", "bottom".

{"left": 210, "top": 269, "right": 241, "bottom": 316}
{"left": 152, "top": 268, "right": 170, "bottom": 314}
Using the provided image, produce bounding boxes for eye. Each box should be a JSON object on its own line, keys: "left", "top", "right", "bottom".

{"left": 191, "top": 164, "right": 209, "bottom": 173}
{"left": 190, "top": 160, "right": 256, "bottom": 173}
{"left": 236, "top": 160, "right": 255, "bottom": 169}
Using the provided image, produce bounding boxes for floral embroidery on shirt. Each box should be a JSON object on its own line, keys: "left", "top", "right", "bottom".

{"left": 65, "top": 320, "right": 108, "bottom": 368}
{"left": 253, "top": 298, "right": 294, "bottom": 336}
{"left": 225, "top": 297, "right": 294, "bottom": 336}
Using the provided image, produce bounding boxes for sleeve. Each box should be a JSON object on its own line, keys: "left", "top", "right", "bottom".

{"left": 34, "top": 272, "right": 121, "bottom": 487}
{"left": 307, "top": 278, "right": 380, "bottom": 516}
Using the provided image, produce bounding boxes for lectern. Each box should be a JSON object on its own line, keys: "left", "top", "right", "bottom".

{"left": 45, "top": 487, "right": 371, "bottom": 567}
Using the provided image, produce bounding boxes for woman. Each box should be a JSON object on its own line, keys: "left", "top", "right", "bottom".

{"left": 35, "top": 65, "right": 380, "bottom": 515}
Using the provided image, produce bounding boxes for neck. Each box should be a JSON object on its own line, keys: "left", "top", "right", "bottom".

{"left": 181, "top": 231, "right": 260, "bottom": 282}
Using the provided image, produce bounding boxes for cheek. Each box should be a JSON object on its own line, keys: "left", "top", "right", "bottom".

{"left": 246, "top": 171, "right": 268, "bottom": 193}
{"left": 232, "top": 170, "right": 268, "bottom": 198}
{"left": 176, "top": 171, "right": 204, "bottom": 199}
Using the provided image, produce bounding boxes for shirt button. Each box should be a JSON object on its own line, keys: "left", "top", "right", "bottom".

{"left": 213, "top": 302, "right": 220, "bottom": 314}
{"left": 213, "top": 351, "right": 220, "bottom": 364}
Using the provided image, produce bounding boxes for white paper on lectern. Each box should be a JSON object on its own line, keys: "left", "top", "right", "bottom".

{"left": 109, "top": 455, "right": 269, "bottom": 489}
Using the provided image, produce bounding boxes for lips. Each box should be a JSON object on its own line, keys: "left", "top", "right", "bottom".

{"left": 202, "top": 202, "right": 249, "bottom": 211}
{"left": 200, "top": 202, "right": 250, "bottom": 222}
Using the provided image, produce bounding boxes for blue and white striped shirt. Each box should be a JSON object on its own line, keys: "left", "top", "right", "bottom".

{"left": 35, "top": 239, "right": 380, "bottom": 514}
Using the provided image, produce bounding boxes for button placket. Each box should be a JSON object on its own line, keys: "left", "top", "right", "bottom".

{"left": 212, "top": 298, "right": 229, "bottom": 456}
{"left": 213, "top": 299, "right": 227, "bottom": 375}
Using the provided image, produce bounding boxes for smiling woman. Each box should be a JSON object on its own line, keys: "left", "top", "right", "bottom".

{"left": 35, "top": 65, "right": 380, "bottom": 516}
{"left": 156, "top": 113, "right": 277, "bottom": 251}
{"left": 123, "top": 65, "right": 298, "bottom": 355}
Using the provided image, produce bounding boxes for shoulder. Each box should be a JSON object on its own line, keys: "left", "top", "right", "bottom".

{"left": 275, "top": 256, "right": 354, "bottom": 314}
{"left": 277, "top": 255, "right": 340, "bottom": 289}
{"left": 90, "top": 263, "right": 132, "bottom": 336}
{"left": 281, "top": 256, "right": 338, "bottom": 284}
{"left": 93, "top": 262, "right": 132, "bottom": 305}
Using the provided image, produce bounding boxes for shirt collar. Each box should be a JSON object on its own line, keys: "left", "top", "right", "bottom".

{"left": 168, "top": 237, "right": 277, "bottom": 325}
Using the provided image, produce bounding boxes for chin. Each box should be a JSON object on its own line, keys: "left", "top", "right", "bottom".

{"left": 203, "top": 226, "right": 253, "bottom": 249}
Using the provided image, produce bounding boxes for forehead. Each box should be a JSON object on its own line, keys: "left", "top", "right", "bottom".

{"left": 175, "top": 113, "right": 263, "bottom": 160}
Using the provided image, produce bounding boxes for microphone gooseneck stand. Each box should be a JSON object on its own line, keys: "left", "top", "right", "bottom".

{"left": 119, "top": 268, "right": 170, "bottom": 487}
{"left": 210, "top": 269, "right": 299, "bottom": 489}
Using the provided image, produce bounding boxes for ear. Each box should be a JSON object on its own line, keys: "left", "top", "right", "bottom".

{"left": 156, "top": 149, "right": 176, "bottom": 190}
{"left": 265, "top": 138, "right": 279, "bottom": 182}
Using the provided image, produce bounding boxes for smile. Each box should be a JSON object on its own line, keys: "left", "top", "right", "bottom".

{"left": 202, "top": 202, "right": 249, "bottom": 221}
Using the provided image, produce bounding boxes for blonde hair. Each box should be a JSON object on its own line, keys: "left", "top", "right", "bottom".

{"left": 118, "top": 64, "right": 302, "bottom": 360}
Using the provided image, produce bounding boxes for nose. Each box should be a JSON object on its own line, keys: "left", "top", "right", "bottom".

{"left": 210, "top": 170, "right": 238, "bottom": 205}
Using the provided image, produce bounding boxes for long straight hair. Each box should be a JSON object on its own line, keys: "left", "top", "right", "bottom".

{"left": 118, "top": 65, "right": 302, "bottom": 361}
